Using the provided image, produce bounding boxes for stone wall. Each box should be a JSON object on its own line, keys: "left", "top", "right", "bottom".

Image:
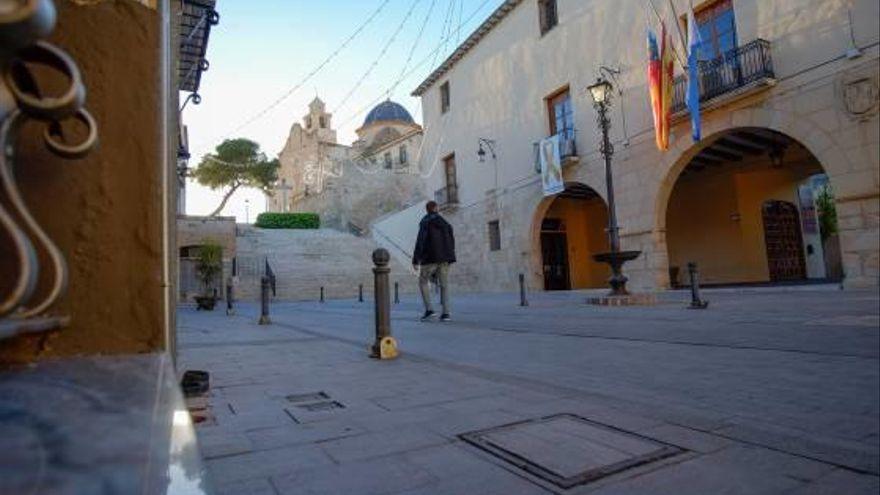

{"left": 1, "top": 0, "right": 173, "bottom": 364}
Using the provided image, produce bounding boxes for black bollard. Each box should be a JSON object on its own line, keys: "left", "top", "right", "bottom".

{"left": 358, "top": 284, "right": 364, "bottom": 303}
{"left": 259, "top": 276, "right": 272, "bottom": 324}
{"left": 519, "top": 273, "right": 529, "bottom": 307}
{"left": 226, "top": 280, "right": 235, "bottom": 316}
{"left": 687, "top": 262, "right": 709, "bottom": 309}
{"left": 370, "top": 249, "right": 398, "bottom": 359}
{"left": 394, "top": 282, "right": 400, "bottom": 304}
{"left": 320, "top": 286, "right": 324, "bottom": 303}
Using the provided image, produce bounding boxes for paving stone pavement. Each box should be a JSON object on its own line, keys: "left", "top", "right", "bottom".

{"left": 177, "top": 285, "right": 880, "bottom": 494}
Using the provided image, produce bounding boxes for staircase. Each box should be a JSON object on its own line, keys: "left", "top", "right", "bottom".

{"left": 234, "top": 227, "right": 417, "bottom": 301}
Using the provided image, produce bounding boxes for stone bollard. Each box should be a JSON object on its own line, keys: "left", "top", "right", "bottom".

{"left": 320, "top": 286, "right": 324, "bottom": 303}
{"left": 687, "top": 262, "right": 709, "bottom": 310}
{"left": 394, "top": 282, "right": 400, "bottom": 304}
{"left": 519, "top": 273, "right": 529, "bottom": 307}
{"left": 259, "top": 276, "right": 272, "bottom": 324}
{"left": 370, "top": 249, "right": 398, "bottom": 360}
{"left": 226, "top": 280, "right": 235, "bottom": 316}
{"left": 358, "top": 284, "right": 364, "bottom": 303}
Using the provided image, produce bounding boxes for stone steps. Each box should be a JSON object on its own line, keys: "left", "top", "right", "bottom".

{"left": 233, "top": 227, "right": 416, "bottom": 301}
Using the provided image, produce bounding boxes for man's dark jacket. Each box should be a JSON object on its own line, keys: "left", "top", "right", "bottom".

{"left": 413, "top": 212, "right": 456, "bottom": 265}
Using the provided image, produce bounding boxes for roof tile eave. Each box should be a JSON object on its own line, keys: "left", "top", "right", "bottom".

{"left": 411, "top": 0, "right": 523, "bottom": 97}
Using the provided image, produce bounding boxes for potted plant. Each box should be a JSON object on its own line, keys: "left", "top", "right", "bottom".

{"left": 194, "top": 241, "right": 223, "bottom": 311}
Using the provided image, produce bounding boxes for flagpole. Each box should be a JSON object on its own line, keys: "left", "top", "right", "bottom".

{"left": 667, "top": 0, "right": 690, "bottom": 61}
{"left": 646, "top": 0, "right": 688, "bottom": 70}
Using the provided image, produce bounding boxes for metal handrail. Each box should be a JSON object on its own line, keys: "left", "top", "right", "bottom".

{"left": 672, "top": 39, "right": 775, "bottom": 113}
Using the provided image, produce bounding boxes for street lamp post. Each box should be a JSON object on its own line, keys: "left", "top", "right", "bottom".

{"left": 587, "top": 77, "right": 641, "bottom": 297}
{"left": 244, "top": 199, "right": 250, "bottom": 224}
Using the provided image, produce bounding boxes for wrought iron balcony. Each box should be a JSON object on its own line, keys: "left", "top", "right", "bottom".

{"left": 533, "top": 129, "right": 578, "bottom": 174}
{"left": 672, "top": 39, "right": 775, "bottom": 114}
{"left": 434, "top": 184, "right": 459, "bottom": 208}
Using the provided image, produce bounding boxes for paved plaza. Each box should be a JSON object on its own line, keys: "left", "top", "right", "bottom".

{"left": 178, "top": 286, "right": 880, "bottom": 494}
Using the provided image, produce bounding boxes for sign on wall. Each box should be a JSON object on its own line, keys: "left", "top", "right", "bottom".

{"left": 540, "top": 135, "right": 564, "bottom": 197}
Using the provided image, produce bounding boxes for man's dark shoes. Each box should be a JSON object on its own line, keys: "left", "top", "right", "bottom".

{"left": 439, "top": 314, "right": 451, "bottom": 322}
{"left": 420, "top": 310, "right": 436, "bottom": 321}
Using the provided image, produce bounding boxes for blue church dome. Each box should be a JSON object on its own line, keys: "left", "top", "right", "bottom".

{"left": 363, "top": 100, "right": 414, "bottom": 127}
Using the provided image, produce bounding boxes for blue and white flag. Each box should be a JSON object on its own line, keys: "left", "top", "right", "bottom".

{"left": 686, "top": 9, "right": 702, "bottom": 142}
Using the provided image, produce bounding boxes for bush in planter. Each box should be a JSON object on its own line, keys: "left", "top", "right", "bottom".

{"left": 195, "top": 241, "right": 223, "bottom": 310}
{"left": 255, "top": 212, "right": 320, "bottom": 229}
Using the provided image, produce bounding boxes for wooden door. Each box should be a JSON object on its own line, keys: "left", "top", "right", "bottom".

{"left": 541, "top": 232, "right": 571, "bottom": 291}
{"left": 762, "top": 200, "right": 806, "bottom": 282}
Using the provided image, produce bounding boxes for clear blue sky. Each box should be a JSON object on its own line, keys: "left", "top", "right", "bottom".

{"left": 184, "top": 0, "right": 506, "bottom": 221}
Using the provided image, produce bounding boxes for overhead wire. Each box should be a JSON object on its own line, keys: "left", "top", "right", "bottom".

{"left": 332, "top": 0, "right": 425, "bottom": 115}
{"left": 218, "top": 0, "right": 394, "bottom": 138}
{"left": 390, "top": 0, "right": 439, "bottom": 98}
{"left": 335, "top": 0, "right": 495, "bottom": 130}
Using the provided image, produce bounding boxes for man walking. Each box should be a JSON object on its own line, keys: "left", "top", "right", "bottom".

{"left": 413, "top": 201, "right": 455, "bottom": 321}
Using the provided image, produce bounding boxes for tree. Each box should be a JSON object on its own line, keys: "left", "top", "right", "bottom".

{"left": 192, "top": 138, "right": 279, "bottom": 217}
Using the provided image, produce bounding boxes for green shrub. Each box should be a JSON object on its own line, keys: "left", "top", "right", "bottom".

{"left": 255, "top": 212, "right": 320, "bottom": 229}
{"left": 196, "top": 241, "right": 223, "bottom": 296}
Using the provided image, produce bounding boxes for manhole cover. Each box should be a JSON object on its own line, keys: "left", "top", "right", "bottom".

{"left": 460, "top": 414, "right": 684, "bottom": 489}
{"left": 286, "top": 392, "right": 330, "bottom": 403}
{"left": 295, "top": 400, "right": 345, "bottom": 412}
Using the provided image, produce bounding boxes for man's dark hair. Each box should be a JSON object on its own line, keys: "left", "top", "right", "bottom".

{"left": 426, "top": 201, "right": 438, "bottom": 213}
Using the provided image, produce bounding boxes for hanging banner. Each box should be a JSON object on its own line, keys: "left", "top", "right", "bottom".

{"left": 660, "top": 24, "right": 675, "bottom": 150}
{"left": 539, "top": 135, "right": 564, "bottom": 197}
{"left": 686, "top": 9, "right": 703, "bottom": 142}
{"left": 647, "top": 29, "right": 663, "bottom": 150}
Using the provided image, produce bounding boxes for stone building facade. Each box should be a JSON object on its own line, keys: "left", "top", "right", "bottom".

{"left": 402, "top": 0, "right": 879, "bottom": 292}
{"left": 268, "top": 98, "right": 425, "bottom": 233}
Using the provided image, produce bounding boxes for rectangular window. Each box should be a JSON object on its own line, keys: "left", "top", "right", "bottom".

{"left": 488, "top": 221, "right": 501, "bottom": 251}
{"left": 547, "top": 87, "right": 574, "bottom": 139}
{"left": 319, "top": 116, "right": 326, "bottom": 128}
{"left": 695, "top": 0, "right": 737, "bottom": 61}
{"left": 384, "top": 152, "right": 393, "bottom": 169}
{"left": 399, "top": 145, "right": 408, "bottom": 164}
{"left": 538, "top": 0, "right": 558, "bottom": 35}
{"left": 443, "top": 153, "right": 458, "bottom": 203}
{"left": 440, "top": 81, "right": 451, "bottom": 113}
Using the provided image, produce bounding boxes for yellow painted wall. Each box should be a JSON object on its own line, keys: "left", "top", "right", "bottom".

{"left": 667, "top": 166, "right": 807, "bottom": 285}
{"left": 544, "top": 198, "right": 610, "bottom": 288}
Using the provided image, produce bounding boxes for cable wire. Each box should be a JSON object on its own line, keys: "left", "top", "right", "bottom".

{"left": 332, "top": 0, "right": 425, "bottom": 115}
{"left": 226, "top": 0, "right": 394, "bottom": 135}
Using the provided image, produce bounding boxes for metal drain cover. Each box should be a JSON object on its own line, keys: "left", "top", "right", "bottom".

{"left": 460, "top": 414, "right": 683, "bottom": 489}
{"left": 286, "top": 392, "right": 329, "bottom": 403}
{"left": 295, "top": 400, "right": 345, "bottom": 412}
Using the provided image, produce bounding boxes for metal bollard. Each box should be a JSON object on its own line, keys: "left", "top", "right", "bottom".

{"left": 320, "top": 286, "right": 324, "bottom": 303}
{"left": 226, "top": 281, "right": 235, "bottom": 316}
{"left": 358, "top": 284, "right": 364, "bottom": 303}
{"left": 519, "top": 273, "right": 529, "bottom": 307}
{"left": 370, "top": 249, "right": 398, "bottom": 360}
{"left": 259, "top": 276, "right": 272, "bottom": 324}
{"left": 394, "top": 282, "right": 400, "bottom": 304}
{"left": 687, "top": 262, "right": 709, "bottom": 309}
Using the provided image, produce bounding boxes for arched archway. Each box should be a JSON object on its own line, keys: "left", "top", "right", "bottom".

{"left": 661, "top": 127, "right": 843, "bottom": 286}
{"left": 530, "top": 182, "right": 611, "bottom": 290}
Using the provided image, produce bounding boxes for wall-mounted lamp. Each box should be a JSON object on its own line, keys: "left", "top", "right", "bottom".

{"left": 477, "top": 138, "right": 497, "bottom": 163}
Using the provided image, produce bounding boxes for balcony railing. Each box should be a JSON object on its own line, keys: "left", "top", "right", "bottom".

{"left": 434, "top": 184, "right": 459, "bottom": 208}
{"left": 672, "top": 39, "right": 775, "bottom": 114}
{"left": 533, "top": 129, "right": 578, "bottom": 174}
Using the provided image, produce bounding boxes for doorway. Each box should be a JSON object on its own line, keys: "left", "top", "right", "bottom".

{"left": 541, "top": 219, "right": 571, "bottom": 291}
{"left": 762, "top": 200, "right": 807, "bottom": 282}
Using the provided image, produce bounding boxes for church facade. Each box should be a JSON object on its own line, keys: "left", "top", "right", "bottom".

{"left": 267, "top": 98, "right": 425, "bottom": 233}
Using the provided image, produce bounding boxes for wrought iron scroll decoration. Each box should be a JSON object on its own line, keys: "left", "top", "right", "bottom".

{"left": 0, "top": 0, "right": 98, "bottom": 338}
